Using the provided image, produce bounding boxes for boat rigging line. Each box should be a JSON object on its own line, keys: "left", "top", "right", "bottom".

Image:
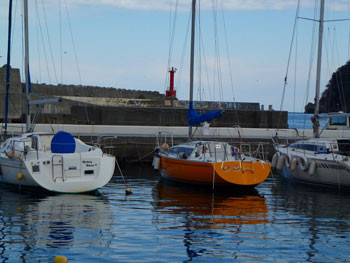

{"left": 280, "top": 0, "right": 301, "bottom": 112}
{"left": 164, "top": 0, "right": 179, "bottom": 94}
{"left": 63, "top": 0, "right": 82, "bottom": 85}
{"left": 115, "top": 159, "right": 132, "bottom": 195}
{"left": 40, "top": 0, "right": 59, "bottom": 84}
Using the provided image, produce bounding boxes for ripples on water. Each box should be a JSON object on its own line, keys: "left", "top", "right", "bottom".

{"left": 1, "top": 166, "right": 350, "bottom": 262}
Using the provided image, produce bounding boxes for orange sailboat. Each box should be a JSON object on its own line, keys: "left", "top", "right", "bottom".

{"left": 155, "top": 141, "right": 270, "bottom": 187}
{"left": 153, "top": 0, "right": 271, "bottom": 188}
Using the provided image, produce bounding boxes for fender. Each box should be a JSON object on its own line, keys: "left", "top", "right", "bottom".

{"left": 283, "top": 153, "right": 292, "bottom": 168}
{"left": 298, "top": 156, "right": 309, "bottom": 171}
{"left": 308, "top": 160, "right": 316, "bottom": 175}
{"left": 271, "top": 152, "right": 280, "bottom": 169}
{"left": 290, "top": 158, "right": 298, "bottom": 172}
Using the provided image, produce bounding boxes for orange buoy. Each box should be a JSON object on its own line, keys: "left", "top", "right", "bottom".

{"left": 54, "top": 256, "right": 68, "bottom": 263}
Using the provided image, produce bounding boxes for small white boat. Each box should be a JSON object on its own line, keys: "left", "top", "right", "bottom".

{"left": 0, "top": 131, "right": 115, "bottom": 193}
{"left": 0, "top": 1, "right": 115, "bottom": 193}
{"left": 273, "top": 0, "right": 350, "bottom": 188}
{"left": 274, "top": 138, "right": 350, "bottom": 187}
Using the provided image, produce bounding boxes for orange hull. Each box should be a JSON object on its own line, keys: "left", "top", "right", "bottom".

{"left": 160, "top": 157, "right": 271, "bottom": 186}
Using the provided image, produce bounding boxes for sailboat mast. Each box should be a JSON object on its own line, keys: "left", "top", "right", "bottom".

{"left": 23, "top": 0, "right": 31, "bottom": 132}
{"left": 313, "top": 0, "right": 325, "bottom": 138}
{"left": 188, "top": 0, "right": 196, "bottom": 139}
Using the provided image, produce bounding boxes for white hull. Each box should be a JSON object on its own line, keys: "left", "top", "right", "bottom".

{"left": 0, "top": 152, "right": 115, "bottom": 193}
{"left": 0, "top": 133, "right": 115, "bottom": 193}
{"left": 0, "top": 158, "right": 39, "bottom": 186}
{"left": 282, "top": 158, "right": 350, "bottom": 187}
{"left": 274, "top": 138, "right": 350, "bottom": 188}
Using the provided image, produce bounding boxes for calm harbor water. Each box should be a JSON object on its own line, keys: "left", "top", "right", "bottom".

{"left": 1, "top": 165, "right": 350, "bottom": 262}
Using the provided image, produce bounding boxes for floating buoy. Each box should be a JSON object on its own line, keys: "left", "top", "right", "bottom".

{"left": 298, "top": 156, "right": 309, "bottom": 171}
{"left": 54, "top": 256, "right": 68, "bottom": 263}
{"left": 290, "top": 158, "right": 297, "bottom": 172}
{"left": 308, "top": 160, "right": 316, "bottom": 175}
{"left": 271, "top": 153, "right": 279, "bottom": 169}
{"left": 125, "top": 188, "right": 132, "bottom": 195}
{"left": 276, "top": 155, "right": 285, "bottom": 170}
{"left": 17, "top": 173, "right": 23, "bottom": 181}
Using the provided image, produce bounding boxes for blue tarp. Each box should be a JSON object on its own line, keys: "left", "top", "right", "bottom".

{"left": 187, "top": 102, "right": 222, "bottom": 126}
{"left": 51, "top": 131, "right": 76, "bottom": 154}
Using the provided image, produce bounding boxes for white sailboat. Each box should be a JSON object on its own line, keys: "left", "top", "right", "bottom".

{"left": 273, "top": 0, "right": 350, "bottom": 188}
{"left": 153, "top": 0, "right": 271, "bottom": 188}
{"left": 0, "top": 0, "right": 115, "bottom": 193}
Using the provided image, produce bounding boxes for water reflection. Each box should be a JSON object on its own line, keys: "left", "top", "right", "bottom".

{"left": 0, "top": 187, "right": 113, "bottom": 262}
{"left": 271, "top": 177, "right": 350, "bottom": 262}
{"left": 153, "top": 180, "right": 268, "bottom": 227}
{"left": 272, "top": 177, "right": 350, "bottom": 221}
{"left": 152, "top": 180, "right": 268, "bottom": 260}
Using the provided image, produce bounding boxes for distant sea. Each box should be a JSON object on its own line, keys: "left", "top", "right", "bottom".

{"left": 288, "top": 112, "right": 328, "bottom": 130}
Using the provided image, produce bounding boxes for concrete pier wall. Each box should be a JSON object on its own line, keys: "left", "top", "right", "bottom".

{"left": 1, "top": 66, "right": 288, "bottom": 164}
{"left": 34, "top": 105, "right": 287, "bottom": 129}
{"left": 0, "top": 66, "right": 22, "bottom": 120}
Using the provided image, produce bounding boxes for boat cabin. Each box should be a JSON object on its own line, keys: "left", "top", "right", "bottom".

{"left": 324, "top": 113, "right": 350, "bottom": 130}
{"left": 167, "top": 141, "right": 239, "bottom": 161}
{"left": 289, "top": 138, "right": 350, "bottom": 155}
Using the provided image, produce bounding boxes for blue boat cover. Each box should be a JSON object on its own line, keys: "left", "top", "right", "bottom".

{"left": 51, "top": 131, "right": 76, "bottom": 154}
{"left": 187, "top": 102, "right": 222, "bottom": 126}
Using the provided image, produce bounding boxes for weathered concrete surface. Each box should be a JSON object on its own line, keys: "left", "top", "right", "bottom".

{"left": 0, "top": 65, "right": 22, "bottom": 120}
{"left": 1, "top": 65, "right": 288, "bottom": 165}
{"left": 1, "top": 66, "right": 287, "bottom": 130}
{"left": 54, "top": 105, "right": 288, "bottom": 128}
{"left": 31, "top": 83, "right": 164, "bottom": 99}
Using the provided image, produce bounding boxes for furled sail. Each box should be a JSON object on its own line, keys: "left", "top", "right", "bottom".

{"left": 187, "top": 102, "right": 222, "bottom": 126}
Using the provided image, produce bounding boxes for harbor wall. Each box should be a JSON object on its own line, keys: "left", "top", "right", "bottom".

{"left": 1, "top": 66, "right": 288, "bottom": 164}
{"left": 34, "top": 105, "right": 287, "bottom": 129}
{"left": 0, "top": 65, "right": 22, "bottom": 120}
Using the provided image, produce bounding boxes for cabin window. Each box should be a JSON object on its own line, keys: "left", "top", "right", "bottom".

{"left": 291, "top": 144, "right": 318, "bottom": 152}
{"left": 330, "top": 117, "right": 347, "bottom": 126}
{"left": 337, "top": 140, "right": 350, "bottom": 155}
{"left": 169, "top": 146, "right": 194, "bottom": 157}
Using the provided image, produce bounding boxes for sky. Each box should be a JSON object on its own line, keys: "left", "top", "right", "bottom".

{"left": 0, "top": 0, "right": 350, "bottom": 112}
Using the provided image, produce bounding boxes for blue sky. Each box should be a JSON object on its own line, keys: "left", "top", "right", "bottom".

{"left": 0, "top": 0, "right": 350, "bottom": 112}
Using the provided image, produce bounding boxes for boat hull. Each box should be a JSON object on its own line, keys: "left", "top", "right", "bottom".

{"left": 160, "top": 156, "right": 271, "bottom": 187}
{"left": 0, "top": 158, "right": 39, "bottom": 187}
{"left": 282, "top": 158, "right": 350, "bottom": 187}
{"left": 0, "top": 152, "right": 115, "bottom": 193}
